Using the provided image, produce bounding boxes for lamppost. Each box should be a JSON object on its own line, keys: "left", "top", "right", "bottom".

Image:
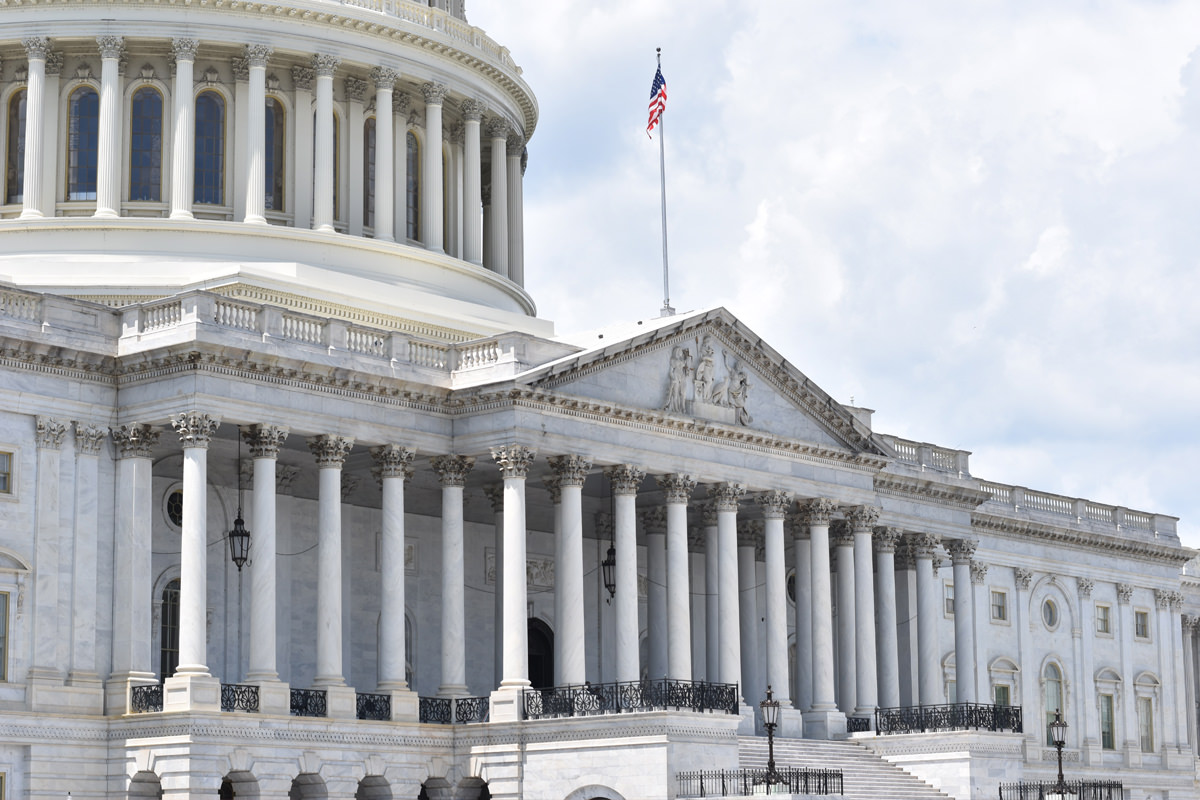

{"left": 760, "top": 685, "right": 782, "bottom": 789}
{"left": 601, "top": 543, "right": 616, "bottom": 603}
{"left": 1049, "top": 708, "right": 1071, "bottom": 798}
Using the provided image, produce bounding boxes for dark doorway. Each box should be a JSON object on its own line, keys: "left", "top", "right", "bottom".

{"left": 528, "top": 618, "right": 554, "bottom": 689}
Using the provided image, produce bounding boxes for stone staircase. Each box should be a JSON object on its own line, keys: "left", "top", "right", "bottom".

{"left": 737, "top": 736, "right": 953, "bottom": 800}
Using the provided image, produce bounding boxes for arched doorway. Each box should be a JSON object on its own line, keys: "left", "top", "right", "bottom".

{"left": 528, "top": 618, "right": 554, "bottom": 689}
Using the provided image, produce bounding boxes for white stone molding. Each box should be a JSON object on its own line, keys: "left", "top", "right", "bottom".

{"left": 1116, "top": 583, "right": 1134, "bottom": 604}
{"left": 491, "top": 444, "right": 535, "bottom": 479}
{"left": 73, "top": 423, "right": 107, "bottom": 456}
{"left": 431, "top": 454, "right": 474, "bottom": 487}
{"left": 970, "top": 561, "right": 988, "bottom": 585}
{"left": 605, "top": 464, "right": 644, "bottom": 496}
{"left": 34, "top": 417, "right": 67, "bottom": 449}
{"left": 110, "top": 424, "right": 159, "bottom": 459}
{"left": 170, "top": 412, "right": 220, "bottom": 448}
{"left": 309, "top": 435, "right": 354, "bottom": 467}
{"left": 547, "top": 455, "right": 591, "bottom": 487}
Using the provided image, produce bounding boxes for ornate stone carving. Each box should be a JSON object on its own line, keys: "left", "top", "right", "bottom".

{"left": 547, "top": 455, "right": 592, "bottom": 487}
{"left": 593, "top": 511, "right": 613, "bottom": 541}
{"left": 1154, "top": 588, "right": 1172, "bottom": 609}
{"left": 931, "top": 553, "right": 945, "bottom": 573}
{"left": 1116, "top": 583, "right": 1133, "bottom": 603}
{"left": 894, "top": 539, "right": 916, "bottom": 570}
{"left": 1015, "top": 568, "right": 1034, "bottom": 590}
{"left": 449, "top": 121, "right": 464, "bottom": 145}
{"left": 683, "top": 335, "right": 754, "bottom": 426}
{"left": 393, "top": 92, "right": 411, "bottom": 116}
{"left": 484, "top": 116, "right": 509, "bottom": 140}
{"left": 700, "top": 501, "right": 718, "bottom": 527}
{"left": 267, "top": 74, "right": 280, "bottom": 91}
{"left": 970, "top": 561, "right": 988, "bottom": 585}
{"left": 491, "top": 445, "right": 536, "bottom": 479}
{"left": 421, "top": 82, "right": 448, "bottom": 105}
{"left": 736, "top": 519, "right": 763, "bottom": 548}
{"left": 110, "top": 424, "right": 159, "bottom": 459}
{"left": 483, "top": 484, "right": 504, "bottom": 513}
{"left": 844, "top": 505, "right": 880, "bottom": 533}
{"left": 292, "top": 65, "right": 314, "bottom": 91}
{"left": 431, "top": 455, "right": 474, "bottom": 488}
{"left": 1171, "top": 590, "right": 1185, "bottom": 610}
{"left": 370, "top": 444, "right": 415, "bottom": 479}
{"left": 460, "top": 99, "right": 486, "bottom": 121}
{"left": 640, "top": 507, "right": 668, "bottom": 534}
{"left": 507, "top": 131, "right": 525, "bottom": 156}
{"left": 201, "top": 66, "right": 219, "bottom": 84}
{"left": 138, "top": 63, "right": 156, "bottom": 80}
{"left": 170, "top": 412, "right": 220, "bottom": 448}
{"left": 74, "top": 423, "right": 107, "bottom": 456}
{"left": 172, "top": 38, "right": 199, "bottom": 61}
{"left": 276, "top": 464, "right": 300, "bottom": 495}
{"left": 830, "top": 519, "right": 854, "bottom": 546}
{"left": 662, "top": 345, "right": 692, "bottom": 414}
{"left": 688, "top": 528, "right": 706, "bottom": 551}
{"left": 658, "top": 473, "right": 698, "bottom": 505}
{"left": 44, "top": 52, "right": 64, "bottom": 76}
{"left": 907, "top": 532, "right": 941, "bottom": 559}
{"left": 945, "top": 538, "right": 978, "bottom": 565}
{"left": 605, "top": 464, "right": 645, "bottom": 496}
{"left": 541, "top": 474, "right": 561, "bottom": 504}
{"left": 369, "top": 66, "right": 397, "bottom": 89}
{"left": 244, "top": 44, "right": 272, "bottom": 68}
{"left": 872, "top": 526, "right": 903, "bottom": 553}
{"left": 708, "top": 483, "right": 746, "bottom": 512}
{"left": 344, "top": 76, "right": 367, "bottom": 102}
{"left": 340, "top": 473, "right": 360, "bottom": 501}
{"left": 754, "top": 490, "right": 792, "bottom": 519}
{"left": 34, "top": 417, "right": 68, "bottom": 450}
{"left": 1077, "top": 577, "right": 1094, "bottom": 598}
{"left": 786, "top": 514, "right": 810, "bottom": 540}
{"left": 312, "top": 54, "right": 341, "bottom": 77}
{"left": 23, "top": 37, "right": 52, "bottom": 60}
{"left": 796, "top": 497, "right": 837, "bottom": 525}
{"left": 308, "top": 435, "right": 354, "bottom": 468}
{"left": 241, "top": 425, "right": 288, "bottom": 459}
{"left": 231, "top": 56, "right": 250, "bottom": 82}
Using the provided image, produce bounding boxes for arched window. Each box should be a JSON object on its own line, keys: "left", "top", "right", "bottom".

{"left": 160, "top": 578, "right": 180, "bottom": 680}
{"left": 406, "top": 131, "right": 419, "bottom": 240}
{"left": 363, "top": 117, "right": 376, "bottom": 229}
{"left": 5, "top": 89, "right": 26, "bottom": 204}
{"left": 67, "top": 86, "right": 100, "bottom": 201}
{"left": 1043, "top": 662, "right": 1063, "bottom": 745}
{"left": 194, "top": 91, "right": 225, "bottom": 205}
{"left": 265, "top": 97, "right": 285, "bottom": 211}
{"left": 129, "top": 87, "right": 163, "bottom": 202}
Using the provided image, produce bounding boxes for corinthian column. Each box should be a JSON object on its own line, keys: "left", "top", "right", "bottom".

{"left": 312, "top": 54, "right": 341, "bottom": 232}
{"left": 485, "top": 117, "right": 510, "bottom": 277}
{"left": 460, "top": 100, "right": 486, "bottom": 264}
{"left": 710, "top": 483, "right": 746, "bottom": 703}
{"left": 946, "top": 538, "right": 977, "bottom": 703}
{"left": 492, "top": 445, "right": 536, "bottom": 689}
{"left": 758, "top": 491, "right": 793, "bottom": 707}
{"left": 69, "top": 424, "right": 106, "bottom": 689}
{"left": 873, "top": 526, "right": 903, "bottom": 710}
{"left": 170, "top": 39, "right": 199, "bottom": 219}
{"left": 660, "top": 474, "right": 698, "bottom": 681}
{"left": 549, "top": 455, "right": 591, "bottom": 686}
{"left": 243, "top": 425, "right": 287, "bottom": 683}
{"left": 308, "top": 434, "right": 354, "bottom": 686}
{"left": 798, "top": 498, "right": 845, "bottom": 738}
{"left": 243, "top": 44, "right": 273, "bottom": 225}
{"left": 704, "top": 504, "right": 719, "bottom": 681}
{"left": 370, "top": 67, "right": 397, "bottom": 242}
{"left": 431, "top": 455, "right": 474, "bottom": 697}
{"left": 606, "top": 464, "right": 645, "bottom": 683}
{"left": 737, "top": 519, "right": 761, "bottom": 706}
{"left": 832, "top": 519, "right": 856, "bottom": 714}
{"left": 420, "top": 83, "right": 447, "bottom": 252}
{"left": 642, "top": 507, "right": 668, "bottom": 680}
{"left": 910, "top": 533, "right": 942, "bottom": 705}
{"left": 506, "top": 131, "right": 525, "bottom": 285}
{"left": 788, "top": 514, "right": 812, "bottom": 711}
{"left": 19, "top": 37, "right": 50, "bottom": 219}
{"left": 94, "top": 36, "right": 124, "bottom": 218}
{"left": 847, "top": 505, "right": 880, "bottom": 719}
{"left": 30, "top": 417, "right": 68, "bottom": 685}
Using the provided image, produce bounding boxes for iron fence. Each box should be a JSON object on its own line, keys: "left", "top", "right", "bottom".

{"left": 875, "top": 702, "right": 1022, "bottom": 734}
{"left": 130, "top": 684, "right": 163, "bottom": 713}
{"left": 846, "top": 716, "right": 871, "bottom": 733}
{"left": 290, "top": 688, "right": 328, "bottom": 717}
{"left": 356, "top": 692, "right": 391, "bottom": 721}
{"left": 676, "top": 767, "right": 842, "bottom": 797}
{"left": 999, "top": 780, "right": 1123, "bottom": 800}
{"left": 220, "top": 683, "right": 260, "bottom": 712}
{"left": 454, "top": 696, "right": 490, "bottom": 723}
{"left": 523, "top": 679, "right": 739, "bottom": 720}
{"left": 418, "top": 696, "right": 490, "bottom": 724}
{"left": 419, "top": 696, "right": 452, "bottom": 723}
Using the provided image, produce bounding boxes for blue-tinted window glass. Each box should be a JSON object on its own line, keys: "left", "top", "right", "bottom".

{"left": 406, "top": 132, "right": 418, "bottom": 240}
{"left": 5, "top": 90, "right": 26, "bottom": 204}
{"left": 129, "top": 88, "right": 163, "bottom": 202}
{"left": 363, "top": 118, "right": 376, "bottom": 229}
{"left": 194, "top": 92, "right": 225, "bottom": 205}
{"left": 67, "top": 87, "right": 100, "bottom": 201}
{"left": 265, "top": 97, "right": 284, "bottom": 211}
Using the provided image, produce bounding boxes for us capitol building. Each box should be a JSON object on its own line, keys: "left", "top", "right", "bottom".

{"left": 0, "top": 1, "right": 1197, "bottom": 799}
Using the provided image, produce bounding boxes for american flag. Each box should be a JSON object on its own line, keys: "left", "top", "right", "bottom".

{"left": 646, "top": 65, "right": 667, "bottom": 137}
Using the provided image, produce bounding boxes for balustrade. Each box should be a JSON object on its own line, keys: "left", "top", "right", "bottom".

{"left": 290, "top": 688, "right": 328, "bottom": 717}
{"left": 875, "top": 702, "right": 1022, "bottom": 735}
{"left": 220, "top": 683, "right": 260, "bottom": 712}
{"left": 522, "top": 679, "right": 739, "bottom": 720}
{"left": 0, "top": 288, "right": 41, "bottom": 322}
{"left": 355, "top": 692, "right": 391, "bottom": 721}
{"left": 130, "top": 683, "right": 163, "bottom": 713}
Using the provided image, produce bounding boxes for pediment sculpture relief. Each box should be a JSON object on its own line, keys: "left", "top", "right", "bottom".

{"left": 663, "top": 335, "right": 752, "bottom": 426}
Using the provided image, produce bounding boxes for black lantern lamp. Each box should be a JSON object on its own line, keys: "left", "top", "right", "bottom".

{"left": 760, "top": 685, "right": 782, "bottom": 786}
{"left": 601, "top": 544, "right": 616, "bottom": 602}
{"left": 1049, "top": 708, "right": 1069, "bottom": 796}
{"left": 228, "top": 435, "right": 251, "bottom": 571}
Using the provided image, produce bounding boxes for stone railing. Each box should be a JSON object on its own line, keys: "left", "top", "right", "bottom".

{"left": 881, "top": 435, "right": 971, "bottom": 478}
{"left": 0, "top": 286, "right": 42, "bottom": 322}
{"left": 978, "top": 481, "right": 1175, "bottom": 537}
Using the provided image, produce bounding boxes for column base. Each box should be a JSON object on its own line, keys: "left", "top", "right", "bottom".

{"left": 321, "top": 684, "right": 358, "bottom": 720}
{"left": 92, "top": 208, "right": 119, "bottom": 220}
{"left": 169, "top": 210, "right": 194, "bottom": 221}
{"left": 489, "top": 685, "right": 527, "bottom": 723}
{"left": 164, "top": 673, "right": 221, "bottom": 712}
{"left": 249, "top": 679, "right": 291, "bottom": 715}
{"left": 18, "top": 209, "right": 44, "bottom": 220}
{"left": 104, "top": 672, "right": 157, "bottom": 715}
{"left": 802, "top": 707, "right": 847, "bottom": 739}
{"left": 778, "top": 707, "right": 805, "bottom": 739}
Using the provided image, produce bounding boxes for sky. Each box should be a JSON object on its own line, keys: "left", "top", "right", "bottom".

{"left": 469, "top": 1, "right": 1200, "bottom": 548}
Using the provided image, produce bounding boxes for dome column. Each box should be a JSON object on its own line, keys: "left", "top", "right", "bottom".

{"left": 19, "top": 37, "right": 50, "bottom": 219}
{"left": 486, "top": 117, "right": 510, "bottom": 278}
{"left": 169, "top": 39, "right": 198, "bottom": 220}
{"left": 94, "top": 36, "right": 124, "bottom": 219}
{"left": 420, "top": 83, "right": 447, "bottom": 252}
{"left": 372, "top": 444, "right": 419, "bottom": 719}
{"left": 243, "top": 45, "right": 272, "bottom": 225}
{"left": 291, "top": 66, "right": 315, "bottom": 229}
{"left": 370, "top": 68, "right": 397, "bottom": 242}
{"left": 506, "top": 132, "right": 525, "bottom": 285}
{"left": 460, "top": 100, "right": 485, "bottom": 265}
{"left": 312, "top": 55, "right": 341, "bottom": 233}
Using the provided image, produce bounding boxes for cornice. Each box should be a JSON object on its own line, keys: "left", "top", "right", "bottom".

{"left": 874, "top": 473, "right": 992, "bottom": 511}
{"left": 971, "top": 511, "right": 1193, "bottom": 566}
{"left": 0, "top": 344, "right": 115, "bottom": 384}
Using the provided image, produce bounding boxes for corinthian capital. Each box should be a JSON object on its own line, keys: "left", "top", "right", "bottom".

{"left": 460, "top": 99, "right": 487, "bottom": 121}
{"left": 657, "top": 473, "right": 698, "bottom": 505}
{"left": 111, "top": 424, "right": 159, "bottom": 459}
{"left": 831, "top": 519, "right": 854, "bottom": 546}
{"left": 292, "top": 65, "right": 315, "bottom": 91}
{"left": 507, "top": 132, "right": 525, "bottom": 156}
{"left": 74, "top": 422, "right": 107, "bottom": 456}
{"left": 485, "top": 116, "right": 510, "bottom": 140}
{"left": 241, "top": 424, "right": 289, "bottom": 459}
{"left": 344, "top": 76, "right": 368, "bottom": 102}
{"left": 844, "top": 505, "right": 880, "bottom": 533}
{"left": 172, "top": 38, "right": 199, "bottom": 62}
{"left": 547, "top": 455, "right": 592, "bottom": 488}
{"left": 421, "top": 82, "right": 448, "bottom": 106}
{"left": 491, "top": 445, "right": 536, "bottom": 479}
{"left": 872, "top": 526, "right": 903, "bottom": 553}
{"left": 244, "top": 44, "right": 273, "bottom": 68}
{"left": 23, "top": 37, "right": 52, "bottom": 61}
{"left": 795, "top": 497, "right": 837, "bottom": 526}
{"left": 605, "top": 464, "right": 645, "bottom": 496}
{"left": 308, "top": 434, "right": 354, "bottom": 468}
{"left": 370, "top": 66, "right": 397, "bottom": 90}
{"left": 35, "top": 417, "right": 68, "bottom": 450}
{"left": 431, "top": 454, "right": 475, "bottom": 487}
{"left": 96, "top": 36, "right": 124, "bottom": 60}
{"left": 370, "top": 444, "right": 415, "bottom": 478}
{"left": 640, "top": 507, "right": 668, "bottom": 535}
{"left": 906, "top": 532, "right": 941, "bottom": 558}
{"left": 312, "top": 54, "right": 342, "bottom": 78}
{"left": 170, "top": 412, "right": 220, "bottom": 448}
{"left": 756, "top": 490, "right": 793, "bottom": 519}
{"left": 707, "top": 482, "right": 746, "bottom": 512}
{"left": 946, "top": 538, "right": 978, "bottom": 565}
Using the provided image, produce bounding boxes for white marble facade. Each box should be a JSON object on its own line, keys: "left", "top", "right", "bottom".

{"left": 0, "top": 3, "right": 1197, "bottom": 800}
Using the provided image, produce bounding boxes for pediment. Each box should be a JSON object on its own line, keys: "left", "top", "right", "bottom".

{"left": 519, "top": 308, "right": 891, "bottom": 456}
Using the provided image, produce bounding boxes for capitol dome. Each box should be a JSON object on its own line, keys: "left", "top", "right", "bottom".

{"left": 0, "top": 0, "right": 544, "bottom": 341}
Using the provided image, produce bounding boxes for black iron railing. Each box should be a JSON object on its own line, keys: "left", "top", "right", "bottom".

{"left": 290, "top": 688, "right": 328, "bottom": 717}
{"left": 523, "top": 679, "right": 739, "bottom": 720}
{"left": 418, "top": 695, "right": 491, "bottom": 724}
{"left": 356, "top": 692, "right": 391, "bottom": 721}
{"left": 677, "top": 767, "right": 842, "bottom": 797}
{"left": 419, "top": 696, "right": 452, "bottom": 723}
{"left": 846, "top": 716, "right": 871, "bottom": 733}
{"left": 876, "top": 702, "right": 1022, "bottom": 734}
{"left": 130, "top": 683, "right": 163, "bottom": 713}
{"left": 220, "top": 683, "right": 260, "bottom": 712}
{"left": 1000, "top": 780, "right": 1123, "bottom": 800}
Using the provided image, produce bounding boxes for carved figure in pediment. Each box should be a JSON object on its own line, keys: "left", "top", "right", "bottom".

{"left": 726, "top": 356, "right": 752, "bottom": 425}
{"left": 663, "top": 345, "right": 691, "bottom": 413}
{"left": 693, "top": 336, "right": 716, "bottom": 402}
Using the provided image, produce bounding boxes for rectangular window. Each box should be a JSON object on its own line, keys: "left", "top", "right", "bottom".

{"left": 994, "top": 684, "right": 1010, "bottom": 707}
{"left": 1096, "top": 604, "right": 1111, "bottom": 635}
{"left": 0, "top": 451, "right": 10, "bottom": 494}
{"left": 1100, "top": 694, "right": 1115, "bottom": 750}
{"left": 944, "top": 582, "right": 955, "bottom": 616}
{"left": 0, "top": 592, "right": 9, "bottom": 682}
{"left": 1137, "top": 696, "right": 1154, "bottom": 752}
{"left": 1135, "top": 610, "right": 1150, "bottom": 639}
{"left": 991, "top": 590, "right": 1008, "bottom": 621}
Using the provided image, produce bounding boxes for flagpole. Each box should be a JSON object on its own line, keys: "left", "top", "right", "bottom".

{"left": 656, "top": 47, "right": 674, "bottom": 317}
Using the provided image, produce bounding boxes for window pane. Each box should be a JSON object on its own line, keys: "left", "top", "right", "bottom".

{"left": 1044, "top": 664, "right": 1063, "bottom": 745}
{"left": 991, "top": 591, "right": 1007, "bottom": 621}
{"left": 944, "top": 583, "right": 954, "bottom": 615}
{"left": 265, "top": 98, "right": 284, "bottom": 211}
{"left": 67, "top": 88, "right": 100, "bottom": 201}
{"left": 994, "top": 684, "right": 1010, "bottom": 706}
{"left": 0, "top": 452, "right": 10, "bottom": 493}
{"left": 363, "top": 118, "right": 376, "bottom": 229}
{"left": 194, "top": 93, "right": 225, "bottom": 205}
{"left": 1138, "top": 696, "right": 1154, "bottom": 752}
{"left": 1100, "top": 694, "right": 1115, "bottom": 750}
{"left": 406, "top": 131, "right": 419, "bottom": 240}
{"left": 6, "top": 90, "right": 26, "bottom": 204}
{"left": 160, "top": 579, "right": 180, "bottom": 679}
{"left": 1135, "top": 611, "right": 1149, "bottom": 638}
{"left": 1097, "top": 605, "right": 1111, "bottom": 634}
{"left": 0, "top": 592, "right": 8, "bottom": 681}
{"left": 129, "top": 88, "right": 163, "bottom": 202}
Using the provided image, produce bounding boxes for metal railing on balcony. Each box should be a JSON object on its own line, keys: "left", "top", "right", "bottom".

{"left": 846, "top": 715, "right": 872, "bottom": 733}
{"left": 676, "top": 767, "right": 843, "bottom": 797}
{"left": 876, "top": 702, "right": 1022, "bottom": 734}
{"left": 418, "top": 695, "right": 491, "bottom": 724}
{"left": 523, "top": 679, "right": 739, "bottom": 720}
{"left": 221, "top": 683, "right": 260, "bottom": 712}
{"left": 290, "top": 688, "right": 328, "bottom": 718}
{"left": 999, "top": 780, "right": 1123, "bottom": 800}
{"left": 356, "top": 692, "right": 391, "bottom": 721}
{"left": 130, "top": 683, "right": 163, "bottom": 713}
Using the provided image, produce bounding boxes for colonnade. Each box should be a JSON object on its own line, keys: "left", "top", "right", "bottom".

{"left": 10, "top": 36, "right": 526, "bottom": 282}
